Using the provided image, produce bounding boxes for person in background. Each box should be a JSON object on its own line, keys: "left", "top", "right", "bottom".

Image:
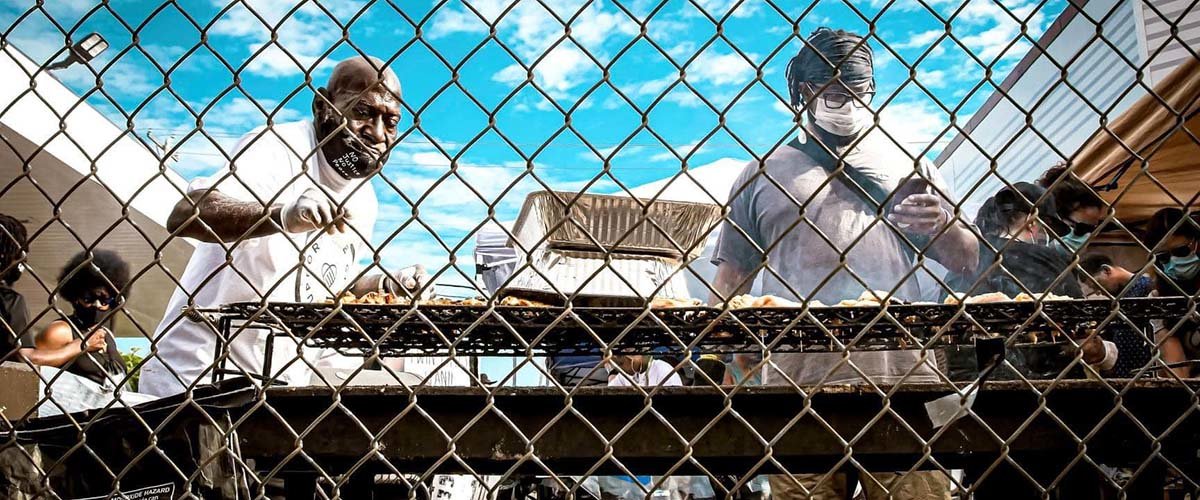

{"left": 605, "top": 355, "right": 711, "bottom": 500}
{"left": 0, "top": 214, "right": 33, "bottom": 362}
{"left": 1145, "top": 208, "right": 1200, "bottom": 295}
{"left": 1142, "top": 208, "right": 1198, "bottom": 377}
{"left": 723, "top": 352, "right": 762, "bottom": 386}
{"left": 1036, "top": 164, "right": 1107, "bottom": 251}
{"left": 961, "top": 182, "right": 1082, "bottom": 298}
{"left": 29, "top": 250, "right": 129, "bottom": 385}
{"left": 608, "top": 354, "right": 681, "bottom": 387}
{"left": 711, "top": 27, "right": 978, "bottom": 499}
{"left": 1078, "top": 253, "right": 1155, "bottom": 378}
{"left": 722, "top": 351, "right": 770, "bottom": 499}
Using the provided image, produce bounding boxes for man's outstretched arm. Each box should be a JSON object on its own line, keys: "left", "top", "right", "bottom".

{"left": 168, "top": 187, "right": 347, "bottom": 244}
{"left": 709, "top": 261, "right": 755, "bottom": 305}
{"left": 167, "top": 189, "right": 284, "bottom": 244}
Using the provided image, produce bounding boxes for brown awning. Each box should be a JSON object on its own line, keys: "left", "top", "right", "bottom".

{"left": 1073, "top": 57, "right": 1200, "bottom": 225}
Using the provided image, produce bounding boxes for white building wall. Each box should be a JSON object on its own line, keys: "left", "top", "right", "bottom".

{"left": 1143, "top": 0, "right": 1200, "bottom": 84}
{"left": 936, "top": 0, "right": 1148, "bottom": 216}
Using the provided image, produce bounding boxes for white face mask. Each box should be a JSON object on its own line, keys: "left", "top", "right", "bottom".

{"left": 810, "top": 98, "right": 872, "bottom": 137}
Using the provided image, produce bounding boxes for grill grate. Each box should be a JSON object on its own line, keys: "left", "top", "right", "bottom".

{"left": 214, "top": 296, "right": 1192, "bottom": 355}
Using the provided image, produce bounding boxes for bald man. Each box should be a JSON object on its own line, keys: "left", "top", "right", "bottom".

{"left": 141, "top": 57, "right": 426, "bottom": 397}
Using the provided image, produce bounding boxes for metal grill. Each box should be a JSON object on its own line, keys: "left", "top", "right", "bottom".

{"left": 2, "top": 0, "right": 1200, "bottom": 498}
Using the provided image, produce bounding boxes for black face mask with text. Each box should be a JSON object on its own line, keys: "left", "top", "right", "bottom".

{"left": 315, "top": 117, "right": 386, "bottom": 180}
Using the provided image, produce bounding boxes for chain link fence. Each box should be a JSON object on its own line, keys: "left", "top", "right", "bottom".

{"left": 2, "top": 0, "right": 1200, "bottom": 498}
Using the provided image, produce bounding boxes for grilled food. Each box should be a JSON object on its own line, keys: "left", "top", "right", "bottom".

{"left": 1014, "top": 292, "right": 1072, "bottom": 302}
{"left": 650, "top": 297, "right": 704, "bottom": 308}
{"left": 329, "top": 292, "right": 489, "bottom": 307}
{"left": 720, "top": 294, "right": 824, "bottom": 308}
{"left": 943, "top": 291, "right": 1073, "bottom": 305}
{"left": 498, "top": 296, "right": 551, "bottom": 307}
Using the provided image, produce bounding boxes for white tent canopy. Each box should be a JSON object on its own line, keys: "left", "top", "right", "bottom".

{"left": 0, "top": 45, "right": 194, "bottom": 337}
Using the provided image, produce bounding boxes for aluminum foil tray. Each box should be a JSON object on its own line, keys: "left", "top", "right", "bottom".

{"left": 501, "top": 248, "right": 691, "bottom": 305}
{"left": 511, "top": 190, "right": 721, "bottom": 258}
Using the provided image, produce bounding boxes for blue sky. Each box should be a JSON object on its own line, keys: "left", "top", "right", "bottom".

{"left": 3, "top": 0, "right": 1067, "bottom": 295}
{"left": 2, "top": 0, "right": 1069, "bottom": 293}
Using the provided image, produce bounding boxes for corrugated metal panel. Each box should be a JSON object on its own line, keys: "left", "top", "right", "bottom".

{"left": 1143, "top": 0, "right": 1200, "bottom": 83}
{"left": 937, "top": 0, "right": 1145, "bottom": 217}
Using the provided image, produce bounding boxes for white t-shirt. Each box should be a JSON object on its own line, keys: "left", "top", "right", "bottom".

{"left": 608, "top": 359, "right": 682, "bottom": 387}
{"left": 140, "top": 120, "right": 378, "bottom": 397}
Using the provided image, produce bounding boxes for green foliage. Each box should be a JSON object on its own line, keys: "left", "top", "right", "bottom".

{"left": 121, "top": 347, "right": 143, "bottom": 392}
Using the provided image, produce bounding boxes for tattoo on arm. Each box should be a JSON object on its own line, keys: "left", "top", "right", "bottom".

{"left": 168, "top": 189, "right": 284, "bottom": 244}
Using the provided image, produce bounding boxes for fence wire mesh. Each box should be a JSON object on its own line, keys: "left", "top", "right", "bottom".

{"left": 2, "top": 0, "right": 1200, "bottom": 498}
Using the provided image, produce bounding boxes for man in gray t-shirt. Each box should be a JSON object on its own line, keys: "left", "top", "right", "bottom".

{"left": 710, "top": 27, "right": 979, "bottom": 500}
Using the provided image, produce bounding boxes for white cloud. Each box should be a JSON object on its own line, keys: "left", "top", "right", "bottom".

{"left": 204, "top": 97, "right": 304, "bottom": 131}
{"left": 952, "top": 0, "right": 1047, "bottom": 62}
{"left": 492, "top": 45, "right": 593, "bottom": 95}
{"left": 1, "top": 0, "right": 94, "bottom": 20}
{"left": 686, "top": 0, "right": 760, "bottom": 19}
{"left": 649, "top": 142, "right": 699, "bottom": 161}
{"left": 628, "top": 74, "right": 679, "bottom": 97}
{"left": 667, "top": 42, "right": 696, "bottom": 59}
{"left": 649, "top": 20, "right": 692, "bottom": 46}
{"left": 55, "top": 63, "right": 160, "bottom": 96}
{"left": 689, "top": 50, "right": 758, "bottom": 86}
{"left": 427, "top": 6, "right": 490, "bottom": 39}
{"left": 131, "top": 97, "right": 307, "bottom": 180}
{"left": 894, "top": 29, "right": 944, "bottom": 50}
{"left": 772, "top": 99, "right": 793, "bottom": 117}
{"left": 208, "top": 0, "right": 370, "bottom": 78}
{"left": 664, "top": 90, "right": 703, "bottom": 108}
{"left": 876, "top": 100, "right": 954, "bottom": 157}
{"left": 430, "top": 1, "right": 635, "bottom": 97}
{"left": 916, "top": 68, "right": 947, "bottom": 88}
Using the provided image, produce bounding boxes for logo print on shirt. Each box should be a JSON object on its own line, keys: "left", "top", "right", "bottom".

{"left": 297, "top": 227, "right": 359, "bottom": 302}
{"left": 321, "top": 263, "right": 337, "bottom": 287}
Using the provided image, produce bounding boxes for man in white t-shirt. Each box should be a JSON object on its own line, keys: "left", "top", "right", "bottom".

{"left": 140, "top": 57, "right": 428, "bottom": 397}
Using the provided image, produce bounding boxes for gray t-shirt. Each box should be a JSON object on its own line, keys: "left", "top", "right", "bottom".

{"left": 712, "top": 131, "right": 957, "bottom": 386}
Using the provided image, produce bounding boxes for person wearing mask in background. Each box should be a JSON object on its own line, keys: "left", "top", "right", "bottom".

{"left": 1036, "top": 164, "right": 1107, "bottom": 251}
{"left": 960, "top": 182, "right": 1083, "bottom": 298}
{"left": 0, "top": 214, "right": 33, "bottom": 362}
{"left": 29, "top": 250, "right": 129, "bottom": 385}
{"left": 604, "top": 355, "right": 709, "bottom": 500}
{"left": 140, "top": 56, "right": 431, "bottom": 397}
{"left": 722, "top": 351, "right": 769, "bottom": 499}
{"left": 1142, "top": 208, "right": 1198, "bottom": 377}
{"left": 1078, "top": 253, "right": 1155, "bottom": 378}
{"left": 711, "top": 27, "right": 979, "bottom": 500}
{"left": 1075, "top": 252, "right": 1169, "bottom": 500}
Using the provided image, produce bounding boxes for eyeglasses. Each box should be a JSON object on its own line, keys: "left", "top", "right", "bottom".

{"left": 805, "top": 83, "right": 874, "bottom": 109}
{"left": 79, "top": 291, "right": 120, "bottom": 308}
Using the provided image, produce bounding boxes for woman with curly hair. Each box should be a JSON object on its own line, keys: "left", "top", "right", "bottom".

{"left": 31, "top": 249, "right": 129, "bottom": 385}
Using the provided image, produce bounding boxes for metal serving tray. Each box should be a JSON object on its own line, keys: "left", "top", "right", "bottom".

{"left": 217, "top": 301, "right": 723, "bottom": 356}
{"left": 501, "top": 248, "right": 692, "bottom": 306}
{"left": 214, "top": 296, "right": 1191, "bottom": 356}
{"left": 510, "top": 190, "right": 721, "bottom": 258}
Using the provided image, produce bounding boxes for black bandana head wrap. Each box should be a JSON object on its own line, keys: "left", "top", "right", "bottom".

{"left": 786, "top": 27, "right": 876, "bottom": 108}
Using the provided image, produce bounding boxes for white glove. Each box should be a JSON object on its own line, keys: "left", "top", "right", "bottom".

{"left": 383, "top": 264, "right": 436, "bottom": 299}
{"left": 281, "top": 188, "right": 348, "bottom": 234}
